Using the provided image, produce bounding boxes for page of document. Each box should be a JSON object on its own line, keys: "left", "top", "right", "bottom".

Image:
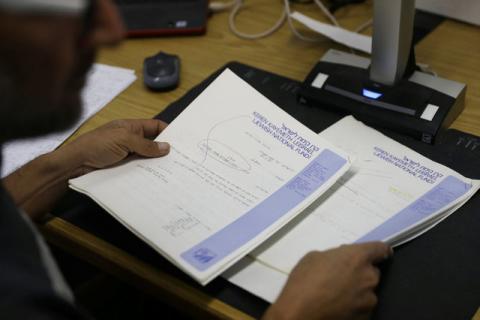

{"left": 225, "top": 116, "right": 480, "bottom": 302}
{"left": 1, "top": 64, "right": 137, "bottom": 177}
{"left": 69, "top": 69, "right": 352, "bottom": 284}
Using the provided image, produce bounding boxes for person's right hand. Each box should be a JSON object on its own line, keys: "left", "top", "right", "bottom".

{"left": 263, "top": 242, "right": 392, "bottom": 320}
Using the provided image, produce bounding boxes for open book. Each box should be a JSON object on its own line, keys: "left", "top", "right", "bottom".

{"left": 224, "top": 116, "right": 480, "bottom": 302}
{"left": 69, "top": 69, "right": 352, "bottom": 284}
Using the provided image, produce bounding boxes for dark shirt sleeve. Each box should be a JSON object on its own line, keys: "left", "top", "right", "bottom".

{"left": 0, "top": 184, "right": 90, "bottom": 319}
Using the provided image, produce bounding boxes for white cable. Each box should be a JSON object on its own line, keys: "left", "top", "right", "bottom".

{"left": 216, "top": 0, "right": 372, "bottom": 49}
{"left": 209, "top": 0, "right": 238, "bottom": 13}
{"left": 354, "top": 18, "right": 373, "bottom": 33}
{"left": 228, "top": 1, "right": 286, "bottom": 40}
{"left": 417, "top": 63, "right": 438, "bottom": 77}
{"left": 227, "top": 0, "right": 324, "bottom": 41}
{"left": 228, "top": 0, "right": 287, "bottom": 40}
{"left": 313, "top": 0, "right": 340, "bottom": 27}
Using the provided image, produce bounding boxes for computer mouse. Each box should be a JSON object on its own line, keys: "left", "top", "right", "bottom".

{"left": 143, "top": 51, "right": 180, "bottom": 91}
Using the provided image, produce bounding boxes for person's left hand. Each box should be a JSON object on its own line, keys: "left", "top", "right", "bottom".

{"left": 59, "top": 118, "right": 170, "bottom": 176}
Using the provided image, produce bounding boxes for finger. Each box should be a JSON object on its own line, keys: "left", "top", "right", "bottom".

{"left": 365, "top": 266, "right": 381, "bottom": 287}
{"left": 358, "top": 292, "right": 378, "bottom": 312}
{"left": 133, "top": 119, "right": 169, "bottom": 138}
{"left": 357, "top": 242, "right": 393, "bottom": 264}
{"left": 115, "top": 119, "right": 168, "bottom": 138}
{"left": 125, "top": 134, "right": 170, "bottom": 157}
{"left": 144, "top": 119, "right": 168, "bottom": 138}
{"left": 371, "top": 265, "right": 381, "bottom": 281}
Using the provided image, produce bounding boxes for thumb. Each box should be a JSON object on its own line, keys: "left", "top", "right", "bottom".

{"left": 125, "top": 134, "right": 170, "bottom": 158}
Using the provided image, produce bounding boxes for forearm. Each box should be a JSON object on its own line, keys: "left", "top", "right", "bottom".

{"left": 2, "top": 144, "right": 87, "bottom": 220}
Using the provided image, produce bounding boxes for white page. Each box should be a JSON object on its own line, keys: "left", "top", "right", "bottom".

{"left": 1, "top": 64, "right": 136, "bottom": 177}
{"left": 290, "top": 12, "right": 372, "bottom": 54}
{"left": 70, "top": 69, "right": 352, "bottom": 284}
{"left": 224, "top": 255, "right": 288, "bottom": 303}
{"left": 225, "top": 116, "right": 479, "bottom": 302}
{"left": 225, "top": 256, "right": 288, "bottom": 303}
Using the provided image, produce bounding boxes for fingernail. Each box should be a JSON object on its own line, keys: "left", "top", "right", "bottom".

{"left": 157, "top": 142, "right": 170, "bottom": 153}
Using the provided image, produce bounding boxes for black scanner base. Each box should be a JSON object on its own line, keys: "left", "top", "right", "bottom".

{"left": 299, "top": 61, "right": 465, "bottom": 144}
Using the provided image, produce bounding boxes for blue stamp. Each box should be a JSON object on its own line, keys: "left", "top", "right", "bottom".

{"left": 192, "top": 248, "right": 217, "bottom": 264}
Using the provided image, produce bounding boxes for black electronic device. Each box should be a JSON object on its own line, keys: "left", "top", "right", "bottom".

{"left": 299, "top": 1, "right": 466, "bottom": 144}
{"left": 299, "top": 50, "right": 465, "bottom": 144}
{"left": 115, "top": 0, "right": 209, "bottom": 37}
{"left": 143, "top": 51, "right": 180, "bottom": 91}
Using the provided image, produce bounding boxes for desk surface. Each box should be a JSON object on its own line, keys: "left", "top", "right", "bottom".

{"left": 42, "top": 1, "right": 480, "bottom": 319}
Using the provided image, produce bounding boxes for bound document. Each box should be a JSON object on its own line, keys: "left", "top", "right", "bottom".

{"left": 69, "top": 69, "right": 352, "bottom": 284}
{"left": 225, "top": 116, "right": 480, "bottom": 303}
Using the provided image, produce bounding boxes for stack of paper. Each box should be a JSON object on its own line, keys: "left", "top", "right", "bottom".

{"left": 224, "top": 116, "right": 480, "bottom": 303}
{"left": 69, "top": 69, "right": 352, "bottom": 284}
{"left": 1, "top": 64, "right": 137, "bottom": 177}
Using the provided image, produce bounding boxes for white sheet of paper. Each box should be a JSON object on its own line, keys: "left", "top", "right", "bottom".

{"left": 1, "top": 64, "right": 136, "bottom": 177}
{"left": 225, "top": 116, "right": 479, "bottom": 302}
{"left": 70, "top": 69, "right": 352, "bottom": 284}
{"left": 290, "top": 11, "right": 372, "bottom": 54}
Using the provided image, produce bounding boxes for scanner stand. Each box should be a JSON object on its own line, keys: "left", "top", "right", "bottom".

{"left": 298, "top": 49, "right": 466, "bottom": 144}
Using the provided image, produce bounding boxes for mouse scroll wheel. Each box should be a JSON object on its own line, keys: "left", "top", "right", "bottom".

{"left": 147, "top": 58, "right": 174, "bottom": 77}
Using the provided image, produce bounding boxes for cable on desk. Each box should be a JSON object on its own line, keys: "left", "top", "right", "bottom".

{"left": 354, "top": 18, "right": 372, "bottom": 33}
{"left": 228, "top": 0, "right": 288, "bottom": 40}
{"left": 217, "top": 0, "right": 328, "bottom": 41}
{"left": 209, "top": 0, "right": 238, "bottom": 12}
{"left": 209, "top": 0, "right": 373, "bottom": 49}
{"left": 209, "top": 1, "right": 438, "bottom": 76}
{"left": 313, "top": 0, "right": 340, "bottom": 26}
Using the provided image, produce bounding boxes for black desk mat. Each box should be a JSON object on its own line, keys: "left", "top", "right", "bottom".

{"left": 53, "top": 62, "right": 480, "bottom": 319}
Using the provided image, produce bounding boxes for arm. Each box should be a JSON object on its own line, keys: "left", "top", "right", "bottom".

{"left": 263, "top": 242, "right": 392, "bottom": 320}
{"left": 2, "top": 119, "right": 170, "bottom": 220}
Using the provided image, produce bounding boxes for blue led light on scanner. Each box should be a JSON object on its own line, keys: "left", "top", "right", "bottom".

{"left": 362, "top": 89, "right": 383, "bottom": 99}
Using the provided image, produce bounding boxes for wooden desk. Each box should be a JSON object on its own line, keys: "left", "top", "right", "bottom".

{"left": 40, "top": 1, "right": 480, "bottom": 318}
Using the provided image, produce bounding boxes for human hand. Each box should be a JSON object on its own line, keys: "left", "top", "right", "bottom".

{"left": 60, "top": 119, "right": 170, "bottom": 175}
{"left": 3, "top": 119, "right": 169, "bottom": 219}
{"left": 263, "top": 242, "right": 392, "bottom": 320}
